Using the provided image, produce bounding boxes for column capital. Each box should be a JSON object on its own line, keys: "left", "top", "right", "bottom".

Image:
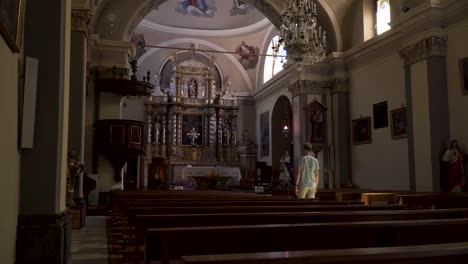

{"left": 399, "top": 36, "right": 448, "bottom": 66}
{"left": 331, "top": 78, "right": 350, "bottom": 94}
{"left": 288, "top": 80, "right": 331, "bottom": 97}
{"left": 72, "top": 8, "right": 92, "bottom": 34}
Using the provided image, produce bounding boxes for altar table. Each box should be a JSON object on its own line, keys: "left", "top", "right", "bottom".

{"left": 180, "top": 166, "right": 241, "bottom": 186}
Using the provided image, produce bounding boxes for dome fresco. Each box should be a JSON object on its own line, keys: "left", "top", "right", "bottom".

{"left": 144, "top": 0, "right": 266, "bottom": 30}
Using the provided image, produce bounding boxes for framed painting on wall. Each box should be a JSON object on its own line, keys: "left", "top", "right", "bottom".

{"left": 390, "top": 108, "right": 408, "bottom": 139}
{"left": 0, "top": 0, "right": 25, "bottom": 52}
{"left": 352, "top": 117, "right": 372, "bottom": 145}
{"left": 459, "top": 58, "right": 468, "bottom": 95}
{"left": 373, "top": 101, "right": 388, "bottom": 129}
{"left": 260, "top": 111, "right": 269, "bottom": 157}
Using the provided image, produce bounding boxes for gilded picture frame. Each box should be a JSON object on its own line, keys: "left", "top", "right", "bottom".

{"left": 390, "top": 108, "right": 408, "bottom": 139}
{"left": 352, "top": 117, "right": 372, "bottom": 145}
{"left": 0, "top": 0, "right": 25, "bottom": 53}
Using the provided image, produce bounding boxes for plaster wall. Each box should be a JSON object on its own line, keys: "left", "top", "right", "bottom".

{"left": 0, "top": 38, "right": 20, "bottom": 264}
{"left": 446, "top": 22, "right": 468, "bottom": 153}
{"left": 349, "top": 53, "right": 409, "bottom": 190}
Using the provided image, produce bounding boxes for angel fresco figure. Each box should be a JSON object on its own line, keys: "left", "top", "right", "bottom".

{"left": 177, "top": 0, "right": 216, "bottom": 17}
{"left": 230, "top": 0, "right": 252, "bottom": 16}
{"left": 235, "top": 41, "right": 259, "bottom": 70}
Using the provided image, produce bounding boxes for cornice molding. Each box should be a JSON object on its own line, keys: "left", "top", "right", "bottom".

{"left": 288, "top": 80, "right": 332, "bottom": 97}
{"left": 88, "top": 38, "right": 135, "bottom": 69}
{"left": 399, "top": 36, "right": 448, "bottom": 66}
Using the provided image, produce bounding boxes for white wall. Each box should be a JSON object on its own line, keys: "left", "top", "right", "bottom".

{"left": 349, "top": 53, "right": 410, "bottom": 190}
{"left": 447, "top": 21, "right": 468, "bottom": 152}
{"left": 0, "top": 38, "right": 20, "bottom": 263}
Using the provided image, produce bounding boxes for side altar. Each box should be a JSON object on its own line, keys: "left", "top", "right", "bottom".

{"left": 144, "top": 52, "right": 240, "bottom": 188}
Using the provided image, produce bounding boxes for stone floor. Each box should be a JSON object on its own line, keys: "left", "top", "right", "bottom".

{"left": 71, "top": 216, "right": 108, "bottom": 264}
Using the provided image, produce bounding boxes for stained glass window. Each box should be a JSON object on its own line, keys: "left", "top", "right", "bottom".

{"left": 376, "top": 0, "right": 391, "bottom": 35}
{"left": 263, "top": 35, "right": 287, "bottom": 83}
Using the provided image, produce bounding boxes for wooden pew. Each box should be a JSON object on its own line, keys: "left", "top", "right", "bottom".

{"left": 144, "top": 218, "right": 468, "bottom": 264}
{"left": 181, "top": 242, "right": 468, "bottom": 264}
{"left": 131, "top": 208, "right": 468, "bottom": 262}
{"left": 396, "top": 193, "right": 468, "bottom": 209}
{"left": 361, "top": 192, "right": 402, "bottom": 205}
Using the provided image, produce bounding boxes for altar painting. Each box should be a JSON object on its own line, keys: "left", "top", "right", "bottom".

{"left": 182, "top": 115, "right": 203, "bottom": 146}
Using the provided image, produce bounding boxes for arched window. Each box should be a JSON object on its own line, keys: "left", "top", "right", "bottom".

{"left": 376, "top": 0, "right": 391, "bottom": 35}
{"left": 263, "top": 35, "right": 287, "bottom": 83}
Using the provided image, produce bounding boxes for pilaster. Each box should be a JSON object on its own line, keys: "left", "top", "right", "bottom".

{"left": 330, "top": 78, "right": 352, "bottom": 188}
{"left": 399, "top": 35, "right": 450, "bottom": 192}
{"left": 18, "top": 0, "right": 72, "bottom": 262}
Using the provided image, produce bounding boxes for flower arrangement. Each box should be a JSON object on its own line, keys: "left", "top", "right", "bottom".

{"left": 277, "top": 180, "right": 294, "bottom": 190}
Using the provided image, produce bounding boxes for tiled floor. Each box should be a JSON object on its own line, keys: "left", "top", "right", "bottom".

{"left": 72, "top": 216, "right": 108, "bottom": 264}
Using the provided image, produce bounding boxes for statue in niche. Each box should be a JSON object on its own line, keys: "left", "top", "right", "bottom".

{"left": 168, "top": 77, "right": 176, "bottom": 102}
{"left": 311, "top": 109, "right": 324, "bottom": 142}
{"left": 189, "top": 79, "right": 197, "bottom": 98}
{"left": 154, "top": 117, "right": 161, "bottom": 144}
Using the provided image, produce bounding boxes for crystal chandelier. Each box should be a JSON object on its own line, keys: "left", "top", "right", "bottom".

{"left": 278, "top": 0, "right": 327, "bottom": 63}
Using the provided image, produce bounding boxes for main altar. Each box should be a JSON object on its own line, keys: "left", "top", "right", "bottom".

{"left": 144, "top": 52, "right": 240, "bottom": 188}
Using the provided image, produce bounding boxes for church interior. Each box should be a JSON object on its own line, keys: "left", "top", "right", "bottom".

{"left": 2, "top": 0, "right": 468, "bottom": 263}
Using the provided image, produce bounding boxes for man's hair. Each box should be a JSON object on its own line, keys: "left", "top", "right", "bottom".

{"left": 304, "top": 143, "right": 313, "bottom": 153}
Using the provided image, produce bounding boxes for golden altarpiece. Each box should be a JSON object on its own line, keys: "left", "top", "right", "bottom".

{"left": 144, "top": 54, "right": 240, "bottom": 188}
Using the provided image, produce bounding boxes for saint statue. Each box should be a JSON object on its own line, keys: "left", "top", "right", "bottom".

{"left": 442, "top": 140, "right": 465, "bottom": 192}
{"left": 311, "top": 109, "right": 324, "bottom": 142}
{"left": 189, "top": 80, "right": 197, "bottom": 98}
{"left": 168, "top": 77, "right": 176, "bottom": 102}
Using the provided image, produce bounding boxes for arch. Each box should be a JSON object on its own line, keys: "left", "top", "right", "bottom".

{"left": 317, "top": 0, "right": 343, "bottom": 52}
{"left": 271, "top": 95, "right": 293, "bottom": 177}
{"left": 137, "top": 38, "right": 254, "bottom": 91}
{"left": 92, "top": 0, "right": 342, "bottom": 52}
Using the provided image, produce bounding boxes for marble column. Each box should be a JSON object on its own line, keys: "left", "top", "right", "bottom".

{"left": 399, "top": 36, "right": 450, "bottom": 192}
{"left": 17, "top": 0, "right": 72, "bottom": 263}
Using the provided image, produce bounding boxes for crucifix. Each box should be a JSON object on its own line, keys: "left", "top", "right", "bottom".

{"left": 187, "top": 127, "right": 200, "bottom": 146}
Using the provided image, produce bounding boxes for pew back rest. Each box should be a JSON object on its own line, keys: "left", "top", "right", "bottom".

{"left": 145, "top": 218, "right": 468, "bottom": 263}
{"left": 181, "top": 242, "right": 468, "bottom": 264}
